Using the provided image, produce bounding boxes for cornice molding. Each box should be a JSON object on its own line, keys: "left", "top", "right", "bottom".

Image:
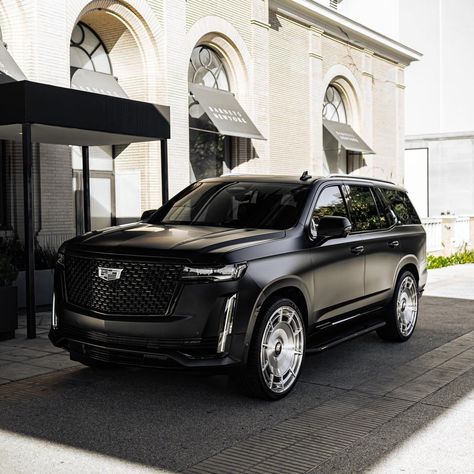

{"left": 269, "top": 0, "right": 422, "bottom": 65}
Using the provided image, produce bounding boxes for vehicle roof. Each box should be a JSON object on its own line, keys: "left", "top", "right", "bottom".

{"left": 201, "top": 174, "right": 403, "bottom": 189}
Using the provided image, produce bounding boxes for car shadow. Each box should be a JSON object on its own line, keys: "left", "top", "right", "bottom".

{"left": 0, "top": 296, "right": 473, "bottom": 472}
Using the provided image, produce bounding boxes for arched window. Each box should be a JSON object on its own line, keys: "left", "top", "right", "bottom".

{"left": 188, "top": 45, "right": 232, "bottom": 180}
{"left": 188, "top": 45, "right": 230, "bottom": 91}
{"left": 70, "top": 22, "right": 112, "bottom": 75}
{"left": 70, "top": 22, "right": 114, "bottom": 233}
{"left": 322, "top": 85, "right": 347, "bottom": 123}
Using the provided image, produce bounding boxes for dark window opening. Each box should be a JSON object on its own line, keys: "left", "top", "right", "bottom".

{"left": 373, "top": 187, "right": 397, "bottom": 228}
{"left": 346, "top": 185, "right": 381, "bottom": 231}
{"left": 189, "top": 130, "right": 232, "bottom": 181}
{"left": 312, "top": 185, "right": 349, "bottom": 226}
{"left": 379, "top": 188, "right": 421, "bottom": 225}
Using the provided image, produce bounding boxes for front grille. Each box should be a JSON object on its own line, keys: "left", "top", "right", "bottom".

{"left": 64, "top": 254, "right": 183, "bottom": 315}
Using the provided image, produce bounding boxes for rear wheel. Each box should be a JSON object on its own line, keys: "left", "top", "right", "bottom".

{"left": 377, "top": 270, "right": 419, "bottom": 342}
{"left": 237, "top": 298, "right": 305, "bottom": 400}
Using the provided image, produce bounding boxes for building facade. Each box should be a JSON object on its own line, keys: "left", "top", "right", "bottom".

{"left": 398, "top": 0, "right": 474, "bottom": 218}
{"left": 0, "top": 0, "right": 420, "bottom": 250}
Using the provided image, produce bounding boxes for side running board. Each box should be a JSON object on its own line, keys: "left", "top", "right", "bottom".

{"left": 306, "top": 318, "right": 386, "bottom": 354}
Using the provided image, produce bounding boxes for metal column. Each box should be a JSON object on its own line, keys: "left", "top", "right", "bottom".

{"left": 160, "top": 140, "right": 169, "bottom": 204}
{"left": 22, "top": 123, "right": 36, "bottom": 339}
{"left": 82, "top": 146, "right": 91, "bottom": 233}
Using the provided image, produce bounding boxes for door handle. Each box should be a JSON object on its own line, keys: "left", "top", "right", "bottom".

{"left": 350, "top": 245, "right": 365, "bottom": 255}
{"left": 388, "top": 240, "right": 400, "bottom": 248}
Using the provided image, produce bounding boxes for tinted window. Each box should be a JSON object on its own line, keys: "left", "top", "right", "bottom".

{"left": 373, "top": 188, "right": 396, "bottom": 228}
{"left": 312, "top": 186, "right": 348, "bottom": 226}
{"left": 149, "top": 181, "right": 310, "bottom": 230}
{"left": 347, "top": 186, "right": 380, "bottom": 231}
{"left": 379, "top": 188, "right": 421, "bottom": 225}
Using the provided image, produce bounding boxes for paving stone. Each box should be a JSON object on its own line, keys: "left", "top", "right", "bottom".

{"left": 28, "top": 354, "right": 81, "bottom": 370}
{"left": 187, "top": 331, "right": 474, "bottom": 474}
{"left": 0, "top": 347, "right": 51, "bottom": 360}
{"left": 0, "top": 362, "right": 55, "bottom": 381}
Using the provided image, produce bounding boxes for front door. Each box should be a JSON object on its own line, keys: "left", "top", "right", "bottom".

{"left": 310, "top": 184, "right": 365, "bottom": 322}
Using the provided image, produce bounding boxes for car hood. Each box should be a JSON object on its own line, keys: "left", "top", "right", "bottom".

{"left": 66, "top": 222, "right": 285, "bottom": 259}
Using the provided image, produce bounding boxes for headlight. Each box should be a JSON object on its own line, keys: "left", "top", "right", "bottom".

{"left": 181, "top": 263, "right": 247, "bottom": 282}
{"left": 51, "top": 293, "right": 58, "bottom": 329}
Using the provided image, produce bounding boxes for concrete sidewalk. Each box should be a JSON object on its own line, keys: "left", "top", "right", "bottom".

{"left": 424, "top": 263, "right": 474, "bottom": 300}
{"left": 0, "top": 312, "right": 79, "bottom": 385}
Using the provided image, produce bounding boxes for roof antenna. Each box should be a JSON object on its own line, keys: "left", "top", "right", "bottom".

{"left": 300, "top": 171, "right": 312, "bottom": 181}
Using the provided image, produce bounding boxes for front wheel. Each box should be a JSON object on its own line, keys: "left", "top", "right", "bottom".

{"left": 377, "top": 271, "right": 419, "bottom": 342}
{"left": 237, "top": 298, "right": 305, "bottom": 400}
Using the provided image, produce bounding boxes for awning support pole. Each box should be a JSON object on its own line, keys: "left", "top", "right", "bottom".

{"left": 82, "top": 146, "right": 91, "bottom": 233}
{"left": 160, "top": 139, "right": 169, "bottom": 204}
{"left": 22, "top": 123, "right": 36, "bottom": 339}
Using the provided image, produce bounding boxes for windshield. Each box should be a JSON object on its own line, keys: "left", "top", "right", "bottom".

{"left": 148, "top": 181, "right": 310, "bottom": 230}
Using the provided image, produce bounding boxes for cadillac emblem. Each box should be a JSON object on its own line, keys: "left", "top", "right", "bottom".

{"left": 98, "top": 267, "right": 123, "bottom": 282}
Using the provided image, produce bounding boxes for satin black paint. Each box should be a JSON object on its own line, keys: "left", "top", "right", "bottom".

{"left": 49, "top": 175, "right": 427, "bottom": 369}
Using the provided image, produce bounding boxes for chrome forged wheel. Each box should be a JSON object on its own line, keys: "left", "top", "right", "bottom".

{"left": 260, "top": 305, "right": 305, "bottom": 394}
{"left": 377, "top": 270, "right": 419, "bottom": 342}
{"left": 396, "top": 275, "right": 418, "bottom": 337}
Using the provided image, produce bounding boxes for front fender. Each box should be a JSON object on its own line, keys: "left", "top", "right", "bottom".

{"left": 241, "top": 276, "right": 311, "bottom": 363}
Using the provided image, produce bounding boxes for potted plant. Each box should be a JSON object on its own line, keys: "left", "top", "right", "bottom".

{"left": 11, "top": 238, "right": 57, "bottom": 308}
{"left": 0, "top": 252, "right": 18, "bottom": 340}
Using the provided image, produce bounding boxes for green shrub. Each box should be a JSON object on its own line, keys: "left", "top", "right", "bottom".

{"left": 0, "top": 236, "right": 58, "bottom": 271}
{"left": 428, "top": 248, "right": 474, "bottom": 269}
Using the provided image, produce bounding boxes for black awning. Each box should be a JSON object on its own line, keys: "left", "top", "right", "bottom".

{"left": 189, "top": 83, "right": 265, "bottom": 140}
{"left": 0, "top": 78, "right": 171, "bottom": 338}
{"left": 71, "top": 69, "right": 128, "bottom": 99}
{"left": 0, "top": 80, "right": 170, "bottom": 145}
{"left": 323, "top": 119, "right": 374, "bottom": 154}
{"left": 0, "top": 42, "right": 26, "bottom": 83}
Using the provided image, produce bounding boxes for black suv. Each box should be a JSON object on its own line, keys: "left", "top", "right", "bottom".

{"left": 50, "top": 174, "right": 427, "bottom": 399}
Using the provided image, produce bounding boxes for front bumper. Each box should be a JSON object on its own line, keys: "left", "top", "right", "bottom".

{"left": 49, "top": 323, "right": 244, "bottom": 370}
{"left": 50, "top": 261, "right": 261, "bottom": 370}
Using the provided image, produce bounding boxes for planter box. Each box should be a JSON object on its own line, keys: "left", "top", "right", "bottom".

{"left": 15, "top": 269, "right": 54, "bottom": 308}
{"left": 0, "top": 286, "right": 17, "bottom": 340}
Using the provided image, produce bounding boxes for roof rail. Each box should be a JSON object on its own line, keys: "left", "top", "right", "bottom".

{"left": 326, "top": 174, "right": 395, "bottom": 185}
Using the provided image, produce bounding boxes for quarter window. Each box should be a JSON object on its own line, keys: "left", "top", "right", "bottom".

{"left": 347, "top": 186, "right": 380, "bottom": 231}
{"left": 379, "top": 188, "right": 421, "bottom": 225}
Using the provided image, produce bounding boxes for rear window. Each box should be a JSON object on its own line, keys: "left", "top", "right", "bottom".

{"left": 379, "top": 188, "right": 421, "bottom": 225}
{"left": 346, "top": 185, "right": 381, "bottom": 231}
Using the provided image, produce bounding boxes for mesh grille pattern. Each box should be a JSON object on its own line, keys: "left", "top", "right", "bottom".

{"left": 60, "top": 323, "right": 218, "bottom": 353}
{"left": 65, "top": 254, "right": 183, "bottom": 315}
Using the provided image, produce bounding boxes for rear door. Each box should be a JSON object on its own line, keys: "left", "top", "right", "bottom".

{"left": 344, "top": 183, "right": 400, "bottom": 303}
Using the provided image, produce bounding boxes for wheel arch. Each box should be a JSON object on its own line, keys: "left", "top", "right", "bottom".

{"left": 393, "top": 255, "right": 420, "bottom": 293}
{"left": 242, "top": 277, "right": 311, "bottom": 362}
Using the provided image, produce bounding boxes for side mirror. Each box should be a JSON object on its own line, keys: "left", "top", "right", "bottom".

{"left": 312, "top": 216, "right": 352, "bottom": 240}
{"left": 140, "top": 209, "right": 156, "bottom": 221}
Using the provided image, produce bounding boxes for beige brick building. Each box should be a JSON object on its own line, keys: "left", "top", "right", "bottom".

{"left": 0, "top": 0, "right": 420, "bottom": 249}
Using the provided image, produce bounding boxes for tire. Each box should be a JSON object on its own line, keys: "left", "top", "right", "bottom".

{"left": 236, "top": 298, "right": 306, "bottom": 400}
{"left": 377, "top": 270, "right": 419, "bottom": 342}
